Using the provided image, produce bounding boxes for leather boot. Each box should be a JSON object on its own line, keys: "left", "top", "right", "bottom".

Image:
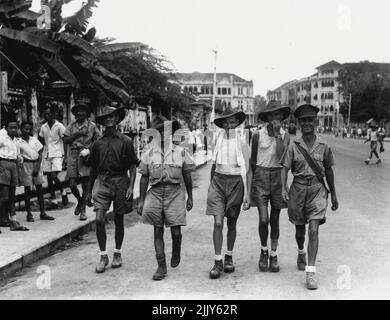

{"left": 112, "top": 252, "right": 122, "bottom": 268}
{"left": 223, "top": 255, "right": 235, "bottom": 273}
{"left": 209, "top": 260, "right": 224, "bottom": 279}
{"left": 258, "top": 250, "right": 269, "bottom": 272}
{"left": 95, "top": 254, "right": 109, "bottom": 274}
{"left": 153, "top": 254, "right": 167, "bottom": 280}
{"left": 269, "top": 255, "right": 280, "bottom": 272}
{"left": 306, "top": 272, "right": 318, "bottom": 290}
{"left": 297, "top": 253, "right": 307, "bottom": 271}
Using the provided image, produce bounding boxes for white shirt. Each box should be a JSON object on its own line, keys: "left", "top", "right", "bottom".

{"left": 17, "top": 136, "right": 43, "bottom": 161}
{"left": 39, "top": 120, "right": 66, "bottom": 158}
{"left": 215, "top": 135, "right": 242, "bottom": 175}
{"left": 255, "top": 124, "right": 286, "bottom": 168}
{"left": 0, "top": 133, "right": 19, "bottom": 160}
{"left": 368, "top": 129, "right": 378, "bottom": 142}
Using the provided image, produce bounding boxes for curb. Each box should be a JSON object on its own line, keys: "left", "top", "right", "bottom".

{"left": 0, "top": 161, "right": 210, "bottom": 281}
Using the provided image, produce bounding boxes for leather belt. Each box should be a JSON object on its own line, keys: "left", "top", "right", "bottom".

{"left": 0, "top": 157, "right": 17, "bottom": 163}
{"left": 293, "top": 176, "right": 321, "bottom": 186}
{"left": 23, "top": 158, "right": 39, "bottom": 163}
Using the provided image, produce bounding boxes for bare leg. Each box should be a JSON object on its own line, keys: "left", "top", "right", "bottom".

{"left": 213, "top": 215, "right": 224, "bottom": 255}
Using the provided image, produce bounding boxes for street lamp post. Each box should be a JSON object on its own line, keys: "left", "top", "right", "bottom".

{"left": 347, "top": 93, "right": 352, "bottom": 129}
{"left": 211, "top": 49, "right": 217, "bottom": 125}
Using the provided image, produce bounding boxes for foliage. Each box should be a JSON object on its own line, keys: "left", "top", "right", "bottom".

{"left": 338, "top": 61, "right": 390, "bottom": 122}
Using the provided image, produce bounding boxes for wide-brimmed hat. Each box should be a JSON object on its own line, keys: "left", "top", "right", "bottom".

{"left": 366, "top": 118, "right": 378, "bottom": 128}
{"left": 213, "top": 106, "right": 246, "bottom": 128}
{"left": 258, "top": 100, "right": 291, "bottom": 122}
{"left": 71, "top": 103, "right": 91, "bottom": 116}
{"left": 151, "top": 115, "right": 180, "bottom": 132}
{"left": 96, "top": 105, "right": 126, "bottom": 126}
{"left": 294, "top": 104, "right": 319, "bottom": 119}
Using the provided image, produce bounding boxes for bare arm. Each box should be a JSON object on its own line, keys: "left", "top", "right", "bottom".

{"left": 325, "top": 167, "right": 338, "bottom": 211}
{"left": 63, "top": 131, "right": 84, "bottom": 145}
{"left": 210, "top": 162, "right": 216, "bottom": 182}
{"left": 139, "top": 175, "right": 149, "bottom": 202}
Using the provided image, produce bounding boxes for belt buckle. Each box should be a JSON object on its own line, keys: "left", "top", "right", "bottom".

{"left": 307, "top": 176, "right": 314, "bottom": 186}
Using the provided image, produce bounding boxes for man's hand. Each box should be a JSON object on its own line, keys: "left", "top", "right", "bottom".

{"left": 137, "top": 200, "right": 144, "bottom": 216}
{"left": 186, "top": 197, "right": 193, "bottom": 211}
{"left": 281, "top": 187, "right": 289, "bottom": 203}
{"left": 126, "top": 188, "right": 133, "bottom": 201}
{"left": 331, "top": 194, "right": 339, "bottom": 211}
{"left": 85, "top": 192, "right": 93, "bottom": 207}
{"left": 242, "top": 194, "right": 250, "bottom": 211}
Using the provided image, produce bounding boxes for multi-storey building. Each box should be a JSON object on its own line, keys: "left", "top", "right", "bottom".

{"left": 267, "top": 60, "right": 345, "bottom": 127}
{"left": 174, "top": 72, "right": 256, "bottom": 126}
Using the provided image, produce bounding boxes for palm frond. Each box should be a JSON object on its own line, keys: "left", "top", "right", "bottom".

{"left": 0, "top": 28, "right": 59, "bottom": 54}
{"left": 53, "top": 32, "right": 100, "bottom": 55}
{"left": 42, "top": 54, "right": 80, "bottom": 88}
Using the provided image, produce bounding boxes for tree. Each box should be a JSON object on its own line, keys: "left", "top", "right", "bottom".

{"left": 0, "top": 0, "right": 133, "bottom": 105}
{"left": 254, "top": 94, "right": 267, "bottom": 114}
{"left": 338, "top": 61, "right": 390, "bottom": 122}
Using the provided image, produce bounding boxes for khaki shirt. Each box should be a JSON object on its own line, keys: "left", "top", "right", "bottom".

{"left": 138, "top": 143, "right": 195, "bottom": 186}
{"left": 64, "top": 120, "right": 101, "bottom": 150}
{"left": 281, "top": 136, "right": 335, "bottom": 178}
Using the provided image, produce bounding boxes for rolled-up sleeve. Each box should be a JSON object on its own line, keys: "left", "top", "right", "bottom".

{"left": 323, "top": 145, "right": 335, "bottom": 168}
{"left": 138, "top": 153, "right": 149, "bottom": 176}
{"left": 281, "top": 144, "right": 294, "bottom": 169}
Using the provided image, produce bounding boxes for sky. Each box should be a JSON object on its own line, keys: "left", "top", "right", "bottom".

{"left": 31, "top": 0, "right": 390, "bottom": 96}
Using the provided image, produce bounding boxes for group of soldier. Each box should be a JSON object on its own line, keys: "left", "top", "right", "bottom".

{"left": 0, "top": 99, "right": 339, "bottom": 290}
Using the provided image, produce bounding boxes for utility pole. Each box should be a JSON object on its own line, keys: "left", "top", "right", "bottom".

{"left": 210, "top": 49, "right": 217, "bottom": 125}
{"left": 347, "top": 93, "right": 352, "bottom": 129}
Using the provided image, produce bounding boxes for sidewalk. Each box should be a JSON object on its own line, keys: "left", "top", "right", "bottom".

{"left": 0, "top": 151, "right": 212, "bottom": 280}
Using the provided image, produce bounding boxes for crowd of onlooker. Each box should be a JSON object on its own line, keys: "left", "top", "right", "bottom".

{"left": 317, "top": 125, "right": 387, "bottom": 140}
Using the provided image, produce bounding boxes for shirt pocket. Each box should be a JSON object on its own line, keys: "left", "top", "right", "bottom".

{"left": 149, "top": 163, "right": 163, "bottom": 179}
{"left": 165, "top": 163, "right": 182, "bottom": 181}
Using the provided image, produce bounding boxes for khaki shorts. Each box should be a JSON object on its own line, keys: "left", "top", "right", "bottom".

{"left": 20, "top": 161, "right": 45, "bottom": 187}
{"left": 92, "top": 174, "right": 133, "bottom": 215}
{"left": 250, "top": 166, "right": 286, "bottom": 210}
{"left": 42, "top": 157, "right": 63, "bottom": 173}
{"left": 67, "top": 149, "right": 90, "bottom": 179}
{"left": 142, "top": 184, "right": 186, "bottom": 228}
{"left": 288, "top": 179, "right": 328, "bottom": 225}
{"left": 0, "top": 159, "right": 18, "bottom": 187}
{"left": 206, "top": 172, "right": 244, "bottom": 219}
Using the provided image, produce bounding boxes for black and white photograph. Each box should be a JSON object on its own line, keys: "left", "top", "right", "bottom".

{"left": 0, "top": 0, "right": 389, "bottom": 306}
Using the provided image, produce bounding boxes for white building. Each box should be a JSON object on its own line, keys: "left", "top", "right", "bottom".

{"left": 174, "top": 72, "right": 256, "bottom": 126}
{"left": 267, "top": 60, "right": 345, "bottom": 127}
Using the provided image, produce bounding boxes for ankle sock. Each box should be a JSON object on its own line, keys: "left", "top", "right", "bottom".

{"left": 298, "top": 248, "right": 306, "bottom": 254}
{"left": 225, "top": 251, "right": 233, "bottom": 256}
{"left": 306, "top": 266, "right": 316, "bottom": 273}
{"left": 215, "top": 254, "right": 223, "bottom": 261}
{"left": 261, "top": 246, "right": 268, "bottom": 252}
{"left": 270, "top": 250, "right": 277, "bottom": 257}
{"left": 114, "top": 249, "right": 121, "bottom": 254}
{"left": 100, "top": 251, "right": 107, "bottom": 256}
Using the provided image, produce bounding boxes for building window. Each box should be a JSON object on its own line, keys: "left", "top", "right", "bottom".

{"left": 313, "top": 94, "right": 318, "bottom": 100}
{"left": 218, "top": 88, "right": 221, "bottom": 95}
{"left": 313, "top": 82, "right": 318, "bottom": 88}
{"left": 222, "top": 88, "right": 227, "bottom": 95}
{"left": 228, "top": 88, "right": 231, "bottom": 95}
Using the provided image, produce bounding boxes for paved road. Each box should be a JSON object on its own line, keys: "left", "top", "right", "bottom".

{"left": 1, "top": 135, "right": 390, "bottom": 299}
